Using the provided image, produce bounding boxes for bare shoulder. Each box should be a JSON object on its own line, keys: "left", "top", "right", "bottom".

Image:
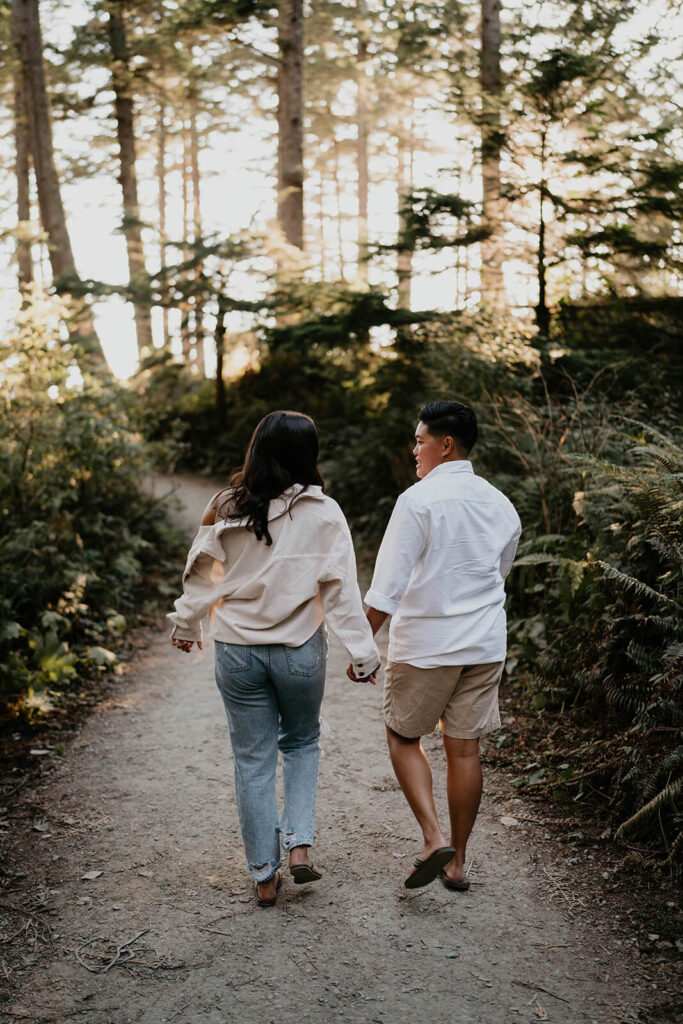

{"left": 200, "top": 487, "right": 229, "bottom": 526}
{"left": 201, "top": 502, "right": 218, "bottom": 526}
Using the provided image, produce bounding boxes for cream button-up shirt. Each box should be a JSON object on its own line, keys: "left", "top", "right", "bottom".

{"left": 168, "top": 486, "right": 380, "bottom": 679}
{"left": 365, "top": 461, "right": 521, "bottom": 668}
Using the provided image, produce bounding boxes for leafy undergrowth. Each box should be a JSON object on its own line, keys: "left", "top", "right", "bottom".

{"left": 0, "top": 292, "right": 186, "bottom": 740}
{"left": 0, "top": 610, "right": 173, "bottom": 799}
{"left": 484, "top": 682, "right": 682, "bottom": 958}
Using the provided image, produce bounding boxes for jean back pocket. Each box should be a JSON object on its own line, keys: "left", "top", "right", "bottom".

{"left": 284, "top": 626, "right": 325, "bottom": 678}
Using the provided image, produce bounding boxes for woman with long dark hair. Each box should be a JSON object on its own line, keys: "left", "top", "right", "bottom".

{"left": 169, "top": 411, "right": 380, "bottom": 907}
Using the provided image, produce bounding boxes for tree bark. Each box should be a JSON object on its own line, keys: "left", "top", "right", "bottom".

{"left": 356, "top": 0, "right": 369, "bottom": 287}
{"left": 12, "top": 0, "right": 106, "bottom": 372}
{"left": 479, "top": 0, "right": 505, "bottom": 309}
{"left": 107, "top": 0, "right": 153, "bottom": 361}
{"left": 277, "top": 0, "right": 304, "bottom": 252}
{"left": 11, "top": 5, "right": 33, "bottom": 293}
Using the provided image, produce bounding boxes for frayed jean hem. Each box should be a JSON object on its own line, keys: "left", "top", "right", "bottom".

{"left": 278, "top": 826, "right": 314, "bottom": 852}
{"left": 249, "top": 859, "right": 282, "bottom": 883}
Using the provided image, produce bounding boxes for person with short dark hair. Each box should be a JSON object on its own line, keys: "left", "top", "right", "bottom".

{"left": 353, "top": 400, "right": 521, "bottom": 890}
{"left": 170, "top": 411, "right": 380, "bottom": 907}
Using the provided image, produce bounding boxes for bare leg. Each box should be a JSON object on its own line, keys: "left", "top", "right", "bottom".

{"left": 442, "top": 735, "right": 482, "bottom": 882}
{"left": 386, "top": 725, "right": 447, "bottom": 860}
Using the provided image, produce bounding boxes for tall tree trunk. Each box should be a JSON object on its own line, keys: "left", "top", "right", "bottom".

{"left": 107, "top": 0, "right": 153, "bottom": 362}
{"left": 326, "top": 102, "right": 346, "bottom": 282}
{"left": 479, "top": 0, "right": 505, "bottom": 309}
{"left": 277, "top": 0, "right": 304, "bottom": 253}
{"left": 214, "top": 295, "right": 227, "bottom": 427}
{"left": 535, "top": 127, "right": 550, "bottom": 336}
{"left": 356, "top": 0, "right": 369, "bottom": 287}
{"left": 12, "top": 0, "right": 106, "bottom": 373}
{"left": 11, "top": 7, "right": 33, "bottom": 294}
{"left": 180, "top": 117, "right": 192, "bottom": 363}
{"left": 397, "top": 111, "right": 414, "bottom": 310}
{"left": 454, "top": 168, "right": 462, "bottom": 307}
{"left": 156, "top": 101, "right": 169, "bottom": 349}
{"left": 189, "top": 98, "right": 204, "bottom": 375}
{"left": 317, "top": 166, "right": 326, "bottom": 279}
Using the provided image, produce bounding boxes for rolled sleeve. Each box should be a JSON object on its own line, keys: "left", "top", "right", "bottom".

{"left": 363, "top": 587, "right": 400, "bottom": 617}
{"left": 319, "top": 516, "right": 380, "bottom": 676}
{"left": 167, "top": 547, "right": 217, "bottom": 642}
{"left": 364, "top": 493, "right": 427, "bottom": 615}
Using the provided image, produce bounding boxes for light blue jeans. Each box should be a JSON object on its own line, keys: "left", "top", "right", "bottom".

{"left": 214, "top": 624, "right": 327, "bottom": 883}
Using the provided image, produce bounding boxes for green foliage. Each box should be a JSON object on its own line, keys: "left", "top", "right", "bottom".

{"left": 509, "top": 427, "right": 682, "bottom": 862}
{"left": 0, "top": 292, "right": 182, "bottom": 720}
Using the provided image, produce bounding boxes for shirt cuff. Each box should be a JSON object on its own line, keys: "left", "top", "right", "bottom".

{"left": 168, "top": 617, "right": 203, "bottom": 642}
{"left": 351, "top": 656, "right": 381, "bottom": 679}
{"left": 364, "top": 589, "right": 399, "bottom": 616}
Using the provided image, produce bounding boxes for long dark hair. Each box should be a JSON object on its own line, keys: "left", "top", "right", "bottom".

{"left": 216, "top": 411, "right": 325, "bottom": 545}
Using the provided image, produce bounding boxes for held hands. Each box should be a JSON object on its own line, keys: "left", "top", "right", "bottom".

{"left": 346, "top": 663, "right": 379, "bottom": 685}
{"left": 171, "top": 638, "right": 203, "bottom": 654}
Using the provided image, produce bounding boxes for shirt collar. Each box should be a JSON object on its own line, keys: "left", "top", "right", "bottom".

{"left": 425, "top": 460, "right": 473, "bottom": 478}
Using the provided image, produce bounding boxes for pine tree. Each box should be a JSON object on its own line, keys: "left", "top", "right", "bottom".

{"left": 277, "top": 0, "right": 304, "bottom": 254}
{"left": 11, "top": 0, "right": 107, "bottom": 373}
{"left": 105, "top": 0, "right": 154, "bottom": 359}
{"left": 479, "top": 0, "right": 504, "bottom": 309}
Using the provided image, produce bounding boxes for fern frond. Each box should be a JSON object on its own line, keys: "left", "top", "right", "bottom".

{"left": 664, "top": 641, "right": 683, "bottom": 662}
{"left": 615, "top": 777, "right": 683, "bottom": 841}
{"left": 597, "top": 561, "right": 681, "bottom": 611}
{"left": 625, "top": 641, "right": 659, "bottom": 673}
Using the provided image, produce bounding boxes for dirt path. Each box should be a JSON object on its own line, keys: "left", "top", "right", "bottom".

{"left": 0, "top": 478, "right": 668, "bottom": 1024}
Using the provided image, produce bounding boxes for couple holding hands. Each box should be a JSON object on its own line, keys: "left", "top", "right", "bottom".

{"left": 169, "top": 401, "right": 521, "bottom": 908}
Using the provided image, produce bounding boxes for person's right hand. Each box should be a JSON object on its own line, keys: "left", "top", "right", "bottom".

{"left": 346, "top": 664, "right": 378, "bottom": 685}
{"left": 171, "top": 638, "right": 203, "bottom": 654}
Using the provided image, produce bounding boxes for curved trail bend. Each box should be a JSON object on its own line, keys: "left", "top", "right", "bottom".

{"left": 1, "top": 476, "right": 655, "bottom": 1024}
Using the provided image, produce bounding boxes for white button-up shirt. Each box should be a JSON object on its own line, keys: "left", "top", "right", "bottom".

{"left": 365, "top": 461, "right": 521, "bottom": 668}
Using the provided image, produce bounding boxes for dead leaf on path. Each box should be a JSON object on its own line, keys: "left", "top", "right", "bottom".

{"left": 534, "top": 998, "right": 549, "bottom": 1020}
{"left": 500, "top": 816, "right": 519, "bottom": 827}
{"left": 421, "top": 937, "right": 443, "bottom": 948}
{"left": 81, "top": 870, "right": 103, "bottom": 881}
{"left": 137, "top": 869, "right": 154, "bottom": 879}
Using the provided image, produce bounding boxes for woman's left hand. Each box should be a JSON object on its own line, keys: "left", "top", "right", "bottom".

{"left": 171, "top": 638, "right": 204, "bottom": 654}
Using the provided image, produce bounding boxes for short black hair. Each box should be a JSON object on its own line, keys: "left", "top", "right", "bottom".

{"left": 419, "top": 400, "right": 477, "bottom": 455}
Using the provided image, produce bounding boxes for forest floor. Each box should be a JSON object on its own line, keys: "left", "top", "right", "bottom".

{"left": 0, "top": 475, "right": 680, "bottom": 1024}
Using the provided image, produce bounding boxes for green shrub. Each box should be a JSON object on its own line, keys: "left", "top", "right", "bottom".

{"left": 509, "top": 426, "right": 682, "bottom": 865}
{"left": 0, "top": 293, "right": 182, "bottom": 720}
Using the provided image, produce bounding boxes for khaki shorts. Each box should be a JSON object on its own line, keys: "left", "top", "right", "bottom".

{"left": 383, "top": 660, "right": 504, "bottom": 740}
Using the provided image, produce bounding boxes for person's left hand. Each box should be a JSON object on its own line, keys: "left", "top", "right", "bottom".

{"left": 346, "top": 663, "right": 378, "bottom": 685}
{"left": 171, "top": 638, "right": 203, "bottom": 654}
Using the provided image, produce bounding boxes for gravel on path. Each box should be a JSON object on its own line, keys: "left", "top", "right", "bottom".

{"left": 0, "top": 477, "right": 661, "bottom": 1024}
